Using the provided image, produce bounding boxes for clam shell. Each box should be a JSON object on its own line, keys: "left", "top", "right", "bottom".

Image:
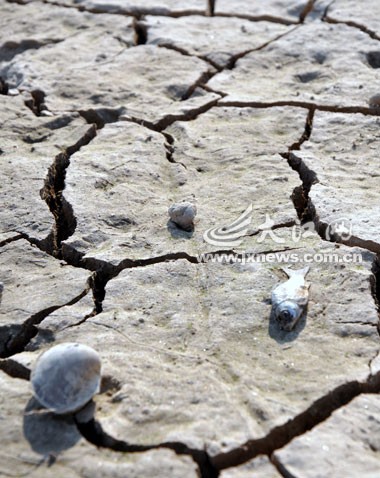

{"left": 31, "top": 342, "right": 101, "bottom": 414}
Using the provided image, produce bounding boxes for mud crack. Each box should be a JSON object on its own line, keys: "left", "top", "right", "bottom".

{"left": 225, "top": 26, "right": 300, "bottom": 70}
{"left": 288, "top": 107, "right": 315, "bottom": 151}
{"left": 371, "top": 257, "right": 380, "bottom": 333}
{"left": 207, "top": 0, "right": 215, "bottom": 17}
{"left": 275, "top": 107, "right": 380, "bottom": 253}
{"left": 279, "top": 107, "right": 317, "bottom": 223}
{"left": 161, "top": 131, "right": 187, "bottom": 168}
{"left": 151, "top": 19, "right": 299, "bottom": 74}
{"left": 79, "top": 107, "right": 126, "bottom": 129}
{"left": 308, "top": 202, "right": 380, "bottom": 254}
{"left": 211, "top": 368, "right": 380, "bottom": 471}
{"left": 24, "top": 89, "right": 49, "bottom": 116}
{"left": 214, "top": 12, "right": 297, "bottom": 26}
{"left": 40, "top": 124, "right": 97, "bottom": 257}
{"left": 218, "top": 100, "right": 380, "bottom": 117}
{"left": 323, "top": 13, "right": 380, "bottom": 41}
{"left": 271, "top": 455, "right": 299, "bottom": 477}
{"left": 122, "top": 94, "right": 220, "bottom": 131}
{"left": 59, "top": 245, "right": 303, "bottom": 314}
{"left": 0, "top": 358, "right": 31, "bottom": 380}
{"left": 0, "top": 77, "right": 9, "bottom": 95}
{"left": 0, "top": 38, "right": 62, "bottom": 63}
{"left": 299, "top": 0, "right": 317, "bottom": 23}
{"left": 156, "top": 43, "right": 222, "bottom": 71}
{"left": 0, "top": 233, "right": 23, "bottom": 248}
{"left": 181, "top": 70, "right": 218, "bottom": 101}
{"left": 75, "top": 416, "right": 219, "bottom": 478}
{"left": 133, "top": 17, "right": 148, "bottom": 45}
{"left": 0, "top": 285, "right": 90, "bottom": 358}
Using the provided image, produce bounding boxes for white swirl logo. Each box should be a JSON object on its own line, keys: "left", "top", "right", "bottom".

{"left": 203, "top": 204, "right": 253, "bottom": 247}
{"left": 325, "top": 217, "right": 352, "bottom": 241}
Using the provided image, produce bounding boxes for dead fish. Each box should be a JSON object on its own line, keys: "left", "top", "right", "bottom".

{"left": 271, "top": 266, "right": 310, "bottom": 331}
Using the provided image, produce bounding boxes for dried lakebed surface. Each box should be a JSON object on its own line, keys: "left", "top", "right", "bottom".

{"left": 1, "top": 1, "right": 380, "bottom": 477}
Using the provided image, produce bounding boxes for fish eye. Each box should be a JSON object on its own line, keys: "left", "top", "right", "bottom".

{"left": 279, "top": 309, "right": 293, "bottom": 321}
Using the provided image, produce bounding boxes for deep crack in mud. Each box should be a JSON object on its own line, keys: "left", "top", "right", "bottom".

{"left": 40, "top": 125, "right": 97, "bottom": 257}
{"left": 212, "top": 369, "right": 380, "bottom": 471}
{"left": 0, "top": 0, "right": 380, "bottom": 478}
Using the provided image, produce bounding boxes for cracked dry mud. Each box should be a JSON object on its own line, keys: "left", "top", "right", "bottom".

{"left": 1, "top": 1, "right": 380, "bottom": 477}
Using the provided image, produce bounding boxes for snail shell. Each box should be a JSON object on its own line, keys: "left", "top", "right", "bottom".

{"left": 31, "top": 343, "right": 101, "bottom": 414}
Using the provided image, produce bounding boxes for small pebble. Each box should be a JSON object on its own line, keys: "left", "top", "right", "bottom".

{"left": 168, "top": 202, "right": 197, "bottom": 231}
{"left": 369, "top": 94, "right": 380, "bottom": 108}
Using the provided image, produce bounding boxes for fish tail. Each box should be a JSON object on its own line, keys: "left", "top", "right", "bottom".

{"left": 282, "top": 266, "right": 310, "bottom": 278}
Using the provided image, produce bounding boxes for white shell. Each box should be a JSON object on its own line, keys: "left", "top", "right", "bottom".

{"left": 31, "top": 343, "right": 101, "bottom": 414}
{"left": 168, "top": 202, "right": 197, "bottom": 231}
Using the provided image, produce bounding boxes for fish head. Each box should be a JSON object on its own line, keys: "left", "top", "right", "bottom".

{"left": 274, "top": 300, "right": 303, "bottom": 331}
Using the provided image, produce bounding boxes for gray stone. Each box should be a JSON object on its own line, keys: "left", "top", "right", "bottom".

{"left": 0, "top": 370, "right": 198, "bottom": 478}
{"left": 215, "top": 0, "right": 310, "bottom": 23}
{"left": 210, "top": 22, "right": 380, "bottom": 108}
{"left": 146, "top": 15, "right": 291, "bottom": 69}
{"left": 298, "top": 111, "right": 380, "bottom": 252}
{"left": 168, "top": 201, "right": 197, "bottom": 231}
{"left": 274, "top": 394, "right": 380, "bottom": 478}
{"left": 31, "top": 343, "right": 101, "bottom": 414}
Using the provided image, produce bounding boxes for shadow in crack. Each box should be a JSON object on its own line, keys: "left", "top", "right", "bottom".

{"left": 26, "top": 328, "right": 56, "bottom": 352}
{"left": 268, "top": 308, "right": 307, "bottom": 343}
{"left": 23, "top": 397, "right": 81, "bottom": 459}
{"left": 75, "top": 414, "right": 219, "bottom": 478}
